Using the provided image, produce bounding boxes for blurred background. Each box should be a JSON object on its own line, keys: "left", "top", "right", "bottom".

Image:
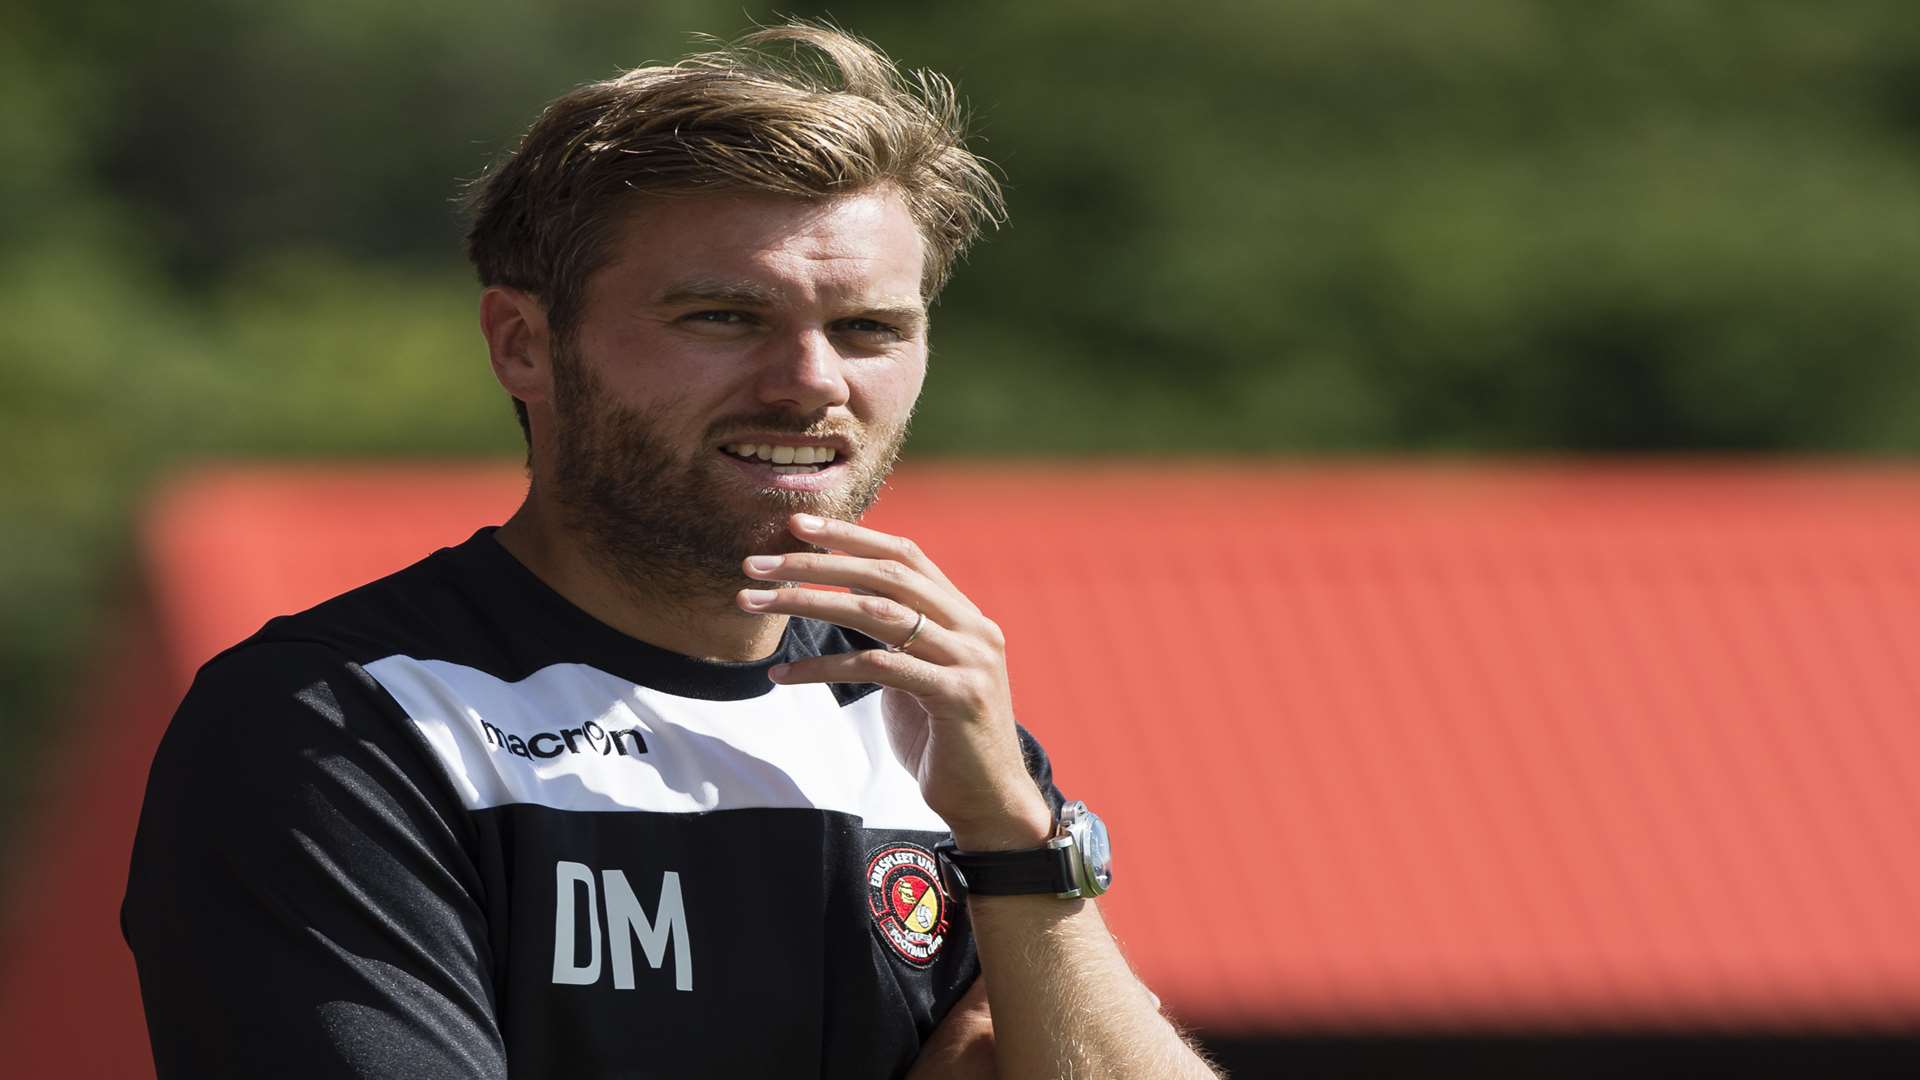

{"left": 6, "top": 0, "right": 1920, "bottom": 1074}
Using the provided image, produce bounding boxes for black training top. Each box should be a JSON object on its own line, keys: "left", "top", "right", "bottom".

{"left": 122, "top": 528, "right": 1064, "bottom": 1079}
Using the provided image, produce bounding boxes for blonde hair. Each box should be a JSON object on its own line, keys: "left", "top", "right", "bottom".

{"left": 465, "top": 23, "right": 1006, "bottom": 431}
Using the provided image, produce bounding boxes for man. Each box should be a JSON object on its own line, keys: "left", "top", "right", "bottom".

{"left": 123, "top": 23, "right": 1219, "bottom": 1080}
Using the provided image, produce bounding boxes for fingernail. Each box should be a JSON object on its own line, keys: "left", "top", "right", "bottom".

{"left": 793, "top": 514, "right": 825, "bottom": 531}
{"left": 740, "top": 589, "right": 776, "bottom": 608}
{"left": 745, "top": 556, "right": 782, "bottom": 573}
{"left": 768, "top": 663, "right": 790, "bottom": 680}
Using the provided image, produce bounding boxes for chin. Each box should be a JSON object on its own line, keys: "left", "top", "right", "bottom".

{"left": 722, "top": 511, "right": 806, "bottom": 558}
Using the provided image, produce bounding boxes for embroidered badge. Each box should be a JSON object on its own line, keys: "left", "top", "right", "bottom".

{"left": 865, "top": 844, "right": 950, "bottom": 967}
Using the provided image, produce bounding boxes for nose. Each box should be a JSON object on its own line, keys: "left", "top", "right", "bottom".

{"left": 756, "top": 327, "right": 850, "bottom": 414}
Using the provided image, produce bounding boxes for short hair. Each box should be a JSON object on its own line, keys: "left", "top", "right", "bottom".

{"left": 462, "top": 22, "right": 1007, "bottom": 445}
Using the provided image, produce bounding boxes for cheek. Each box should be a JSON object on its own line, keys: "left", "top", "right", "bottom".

{"left": 585, "top": 350, "right": 731, "bottom": 427}
{"left": 852, "top": 356, "right": 927, "bottom": 422}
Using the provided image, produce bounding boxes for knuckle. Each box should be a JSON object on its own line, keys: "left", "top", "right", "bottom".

{"left": 962, "top": 639, "right": 1000, "bottom": 669}
{"left": 978, "top": 618, "right": 1007, "bottom": 650}
{"left": 894, "top": 537, "right": 925, "bottom": 564}
{"left": 858, "top": 595, "right": 898, "bottom": 621}
{"left": 878, "top": 559, "right": 911, "bottom": 584}
{"left": 957, "top": 671, "right": 995, "bottom": 708}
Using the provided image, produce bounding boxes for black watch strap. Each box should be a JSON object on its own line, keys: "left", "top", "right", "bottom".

{"left": 934, "top": 838, "right": 1075, "bottom": 898}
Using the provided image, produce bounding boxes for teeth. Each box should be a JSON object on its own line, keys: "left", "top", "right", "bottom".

{"left": 770, "top": 465, "right": 814, "bottom": 475}
{"left": 722, "top": 442, "right": 840, "bottom": 464}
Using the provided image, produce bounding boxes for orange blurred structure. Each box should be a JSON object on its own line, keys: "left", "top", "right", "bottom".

{"left": 4, "top": 461, "right": 1920, "bottom": 1075}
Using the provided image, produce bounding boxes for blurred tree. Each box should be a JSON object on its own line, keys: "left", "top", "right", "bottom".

{"left": 71, "top": 0, "right": 756, "bottom": 276}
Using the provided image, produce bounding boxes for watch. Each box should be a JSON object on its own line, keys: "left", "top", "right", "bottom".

{"left": 935, "top": 800, "right": 1113, "bottom": 900}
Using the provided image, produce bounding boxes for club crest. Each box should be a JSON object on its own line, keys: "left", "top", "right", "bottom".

{"left": 865, "top": 843, "right": 950, "bottom": 967}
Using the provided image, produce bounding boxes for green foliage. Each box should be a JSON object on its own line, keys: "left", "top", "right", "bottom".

{"left": 858, "top": 0, "right": 1920, "bottom": 452}
{"left": 7, "top": 0, "right": 1920, "bottom": 846}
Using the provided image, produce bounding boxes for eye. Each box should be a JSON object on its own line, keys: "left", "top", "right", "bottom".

{"left": 836, "top": 317, "right": 905, "bottom": 340}
{"left": 676, "top": 309, "right": 762, "bottom": 337}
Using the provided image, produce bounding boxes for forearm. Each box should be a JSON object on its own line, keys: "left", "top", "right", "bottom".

{"left": 968, "top": 894, "right": 1218, "bottom": 1080}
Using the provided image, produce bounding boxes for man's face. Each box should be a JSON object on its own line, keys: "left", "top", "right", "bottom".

{"left": 543, "top": 189, "right": 930, "bottom": 593}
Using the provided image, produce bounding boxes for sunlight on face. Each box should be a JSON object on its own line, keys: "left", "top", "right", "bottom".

{"left": 544, "top": 189, "right": 930, "bottom": 594}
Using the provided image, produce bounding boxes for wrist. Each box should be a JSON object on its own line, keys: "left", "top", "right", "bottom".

{"left": 945, "top": 791, "right": 1054, "bottom": 852}
{"left": 940, "top": 799, "right": 1113, "bottom": 902}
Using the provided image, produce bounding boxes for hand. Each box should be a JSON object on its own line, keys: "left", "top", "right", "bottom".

{"left": 738, "top": 513, "right": 1053, "bottom": 849}
{"left": 904, "top": 977, "right": 997, "bottom": 1080}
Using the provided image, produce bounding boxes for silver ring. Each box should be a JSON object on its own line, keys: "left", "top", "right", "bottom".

{"left": 887, "top": 609, "right": 927, "bottom": 653}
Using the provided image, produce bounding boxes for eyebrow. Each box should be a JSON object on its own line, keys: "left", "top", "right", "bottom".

{"left": 655, "top": 278, "right": 785, "bottom": 308}
{"left": 654, "top": 277, "right": 929, "bottom": 329}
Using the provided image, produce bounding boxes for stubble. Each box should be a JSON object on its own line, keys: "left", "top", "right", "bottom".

{"left": 546, "top": 343, "right": 909, "bottom": 606}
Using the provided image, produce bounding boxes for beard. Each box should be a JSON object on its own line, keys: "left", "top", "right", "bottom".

{"left": 545, "top": 343, "right": 909, "bottom": 603}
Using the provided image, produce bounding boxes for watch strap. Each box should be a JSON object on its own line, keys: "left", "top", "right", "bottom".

{"left": 935, "top": 838, "right": 1077, "bottom": 898}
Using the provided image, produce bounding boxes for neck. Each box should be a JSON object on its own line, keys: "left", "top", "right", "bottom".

{"left": 492, "top": 493, "right": 789, "bottom": 663}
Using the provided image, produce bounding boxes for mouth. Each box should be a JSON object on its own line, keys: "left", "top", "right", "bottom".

{"left": 714, "top": 439, "right": 851, "bottom": 492}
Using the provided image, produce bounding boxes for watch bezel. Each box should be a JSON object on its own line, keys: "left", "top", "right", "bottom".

{"left": 1060, "top": 800, "right": 1112, "bottom": 899}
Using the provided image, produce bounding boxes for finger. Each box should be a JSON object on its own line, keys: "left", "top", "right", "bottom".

{"left": 738, "top": 586, "right": 960, "bottom": 662}
{"left": 743, "top": 552, "right": 974, "bottom": 630}
{"left": 789, "top": 514, "right": 964, "bottom": 596}
{"left": 766, "top": 646, "right": 954, "bottom": 695}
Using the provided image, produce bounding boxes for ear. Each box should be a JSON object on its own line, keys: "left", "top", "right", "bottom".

{"left": 479, "top": 286, "right": 553, "bottom": 408}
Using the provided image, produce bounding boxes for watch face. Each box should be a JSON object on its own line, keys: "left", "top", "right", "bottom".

{"left": 1067, "top": 802, "right": 1113, "bottom": 896}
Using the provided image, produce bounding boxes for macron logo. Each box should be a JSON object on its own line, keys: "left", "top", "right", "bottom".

{"left": 481, "top": 718, "right": 648, "bottom": 761}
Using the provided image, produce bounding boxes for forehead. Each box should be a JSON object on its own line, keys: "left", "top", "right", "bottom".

{"left": 596, "top": 189, "right": 927, "bottom": 302}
